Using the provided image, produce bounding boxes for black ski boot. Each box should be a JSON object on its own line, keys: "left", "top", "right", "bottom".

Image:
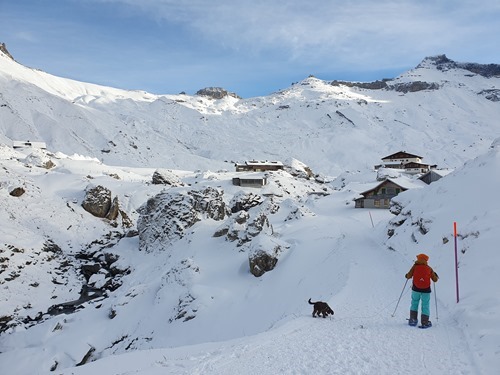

{"left": 408, "top": 310, "right": 418, "bottom": 326}
{"left": 419, "top": 314, "right": 432, "bottom": 329}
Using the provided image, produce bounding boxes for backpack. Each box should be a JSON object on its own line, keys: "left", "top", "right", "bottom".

{"left": 413, "top": 264, "right": 432, "bottom": 289}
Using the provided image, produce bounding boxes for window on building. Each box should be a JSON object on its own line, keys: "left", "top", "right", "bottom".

{"left": 374, "top": 199, "right": 380, "bottom": 207}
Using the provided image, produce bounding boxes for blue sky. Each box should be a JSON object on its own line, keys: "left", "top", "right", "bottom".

{"left": 2, "top": 0, "right": 499, "bottom": 98}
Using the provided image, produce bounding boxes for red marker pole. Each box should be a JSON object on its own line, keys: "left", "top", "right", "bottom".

{"left": 454, "top": 221, "right": 460, "bottom": 303}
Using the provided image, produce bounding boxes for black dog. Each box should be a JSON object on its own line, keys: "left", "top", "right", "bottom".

{"left": 308, "top": 298, "right": 334, "bottom": 318}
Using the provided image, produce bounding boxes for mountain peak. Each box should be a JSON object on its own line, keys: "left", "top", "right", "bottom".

{"left": 0, "top": 42, "right": 15, "bottom": 60}
{"left": 195, "top": 87, "right": 241, "bottom": 99}
{"left": 417, "top": 54, "right": 500, "bottom": 77}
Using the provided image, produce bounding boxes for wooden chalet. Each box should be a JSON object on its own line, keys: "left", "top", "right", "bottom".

{"left": 354, "top": 179, "right": 408, "bottom": 209}
{"left": 375, "top": 151, "right": 422, "bottom": 169}
{"left": 382, "top": 151, "right": 423, "bottom": 164}
{"left": 235, "top": 160, "right": 284, "bottom": 172}
{"left": 375, "top": 151, "right": 439, "bottom": 175}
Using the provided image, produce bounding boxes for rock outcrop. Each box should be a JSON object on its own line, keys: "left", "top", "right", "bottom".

{"left": 138, "top": 187, "right": 227, "bottom": 252}
{"left": 387, "top": 81, "right": 440, "bottom": 93}
{"left": 331, "top": 79, "right": 391, "bottom": 90}
{"left": 0, "top": 43, "right": 14, "bottom": 60}
{"left": 248, "top": 236, "right": 288, "bottom": 277}
{"left": 195, "top": 87, "right": 241, "bottom": 99}
{"left": 152, "top": 169, "right": 184, "bottom": 186}
{"left": 479, "top": 89, "right": 500, "bottom": 102}
{"left": 419, "top": 54, "right": 500, "bottom": 78}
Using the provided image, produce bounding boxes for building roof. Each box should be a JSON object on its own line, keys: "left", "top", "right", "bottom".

{"left": 404, "top": 162, "right": 431, "bottom": 168}
{"left": 381, "top": 151, "right": 423, "bottom": 160}
{"left": 358, "top": 177, "right": 426, "bottom": 197}
{"left": 419, "top": 169, "right": 454, "bottom": 178}
{"left": 234, "top": 172, "right": 267, "bottom": 180}
{"left": 244, "top": 160, "right": 283, "bottom": 166}
{"left": 12, "top": 140, "right": 47, "bottom": 149}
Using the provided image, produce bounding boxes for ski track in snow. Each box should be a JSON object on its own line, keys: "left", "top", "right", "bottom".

{"left": 59, "top": 314, "right": 478, "bottom": 375}
{"left": 57, "top": 218, "right": 480, "bottom": 375}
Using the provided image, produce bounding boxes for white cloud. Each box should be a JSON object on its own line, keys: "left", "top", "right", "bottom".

{"left": 13, "top": 31, "right": 38, "bottom": 43}
{"left": 89, "top": 0, "right": 500, "bottom": 67}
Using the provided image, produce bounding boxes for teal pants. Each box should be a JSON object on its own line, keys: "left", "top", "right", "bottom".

{"left": 410, "top": 290, "right": 431, "bottom": 316}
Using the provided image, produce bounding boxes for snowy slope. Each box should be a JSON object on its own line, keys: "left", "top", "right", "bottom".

{"left": 0, "top": 49, "right": 499, "bottom": 374}
{"left": 1, "top": 143, "right": 499, "bottom": 374}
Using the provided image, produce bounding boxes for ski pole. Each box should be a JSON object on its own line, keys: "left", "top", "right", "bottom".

{"left": 392, "top": 278, "right": 409, "bottom": 317}
{"left": 434, "top": 281, "right": 439, "bottom": 321}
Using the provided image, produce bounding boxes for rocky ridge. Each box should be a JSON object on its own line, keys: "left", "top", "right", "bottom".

{"left": 331, "top": 54, "right": 500, "bottom": 93}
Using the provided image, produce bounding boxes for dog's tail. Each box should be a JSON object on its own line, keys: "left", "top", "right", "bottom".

{"left": 308, "top": 298, "right": 315, "bottom": 305}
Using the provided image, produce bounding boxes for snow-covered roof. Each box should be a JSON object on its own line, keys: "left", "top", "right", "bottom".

{"left": 359, "top": 177, "right": 426, "bottom": 195}
{"left": 428, "top": 169, "right": 453, "bottom": 177}
{"left": 244, "top": 160, "right": 283, "bottom": 166}
{"left": 12, "top": 140, "right": 47, "bottom": 149}
{"left": 233, "top": 172, "right": 267, "bottom": 179}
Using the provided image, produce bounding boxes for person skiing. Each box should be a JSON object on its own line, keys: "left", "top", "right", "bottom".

{"left": 405, "top": 253, "right": 439, "bottom": 328}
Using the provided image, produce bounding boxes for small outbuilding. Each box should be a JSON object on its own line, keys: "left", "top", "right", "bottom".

{"left": 232, "top": 174, "right": 267, "bottom": 188}
{"left": 12, "top": 140, "right": 47, "bottom": 149}
{"left": 419, "top": 169, "right": 452, "bottom": 184}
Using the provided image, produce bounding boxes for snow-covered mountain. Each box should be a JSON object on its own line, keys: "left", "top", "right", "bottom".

{"left": 0, "top": 46, "right": 499, "bottom": 374}
{"left": 1, "top": 47, "right": 499, "bottom": 175}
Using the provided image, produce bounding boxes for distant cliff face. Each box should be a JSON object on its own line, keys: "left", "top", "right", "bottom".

{"left": 418, "top": 54, "right": 500, "bottom": 78}
{"left": 195, "top": 86, "right": 241, "bottom": 99}
{"left": 330, "top": 79, "right": 440, "bottom": 93}
{"left": 330, "top": 55, "right": 500, "bottom": 91}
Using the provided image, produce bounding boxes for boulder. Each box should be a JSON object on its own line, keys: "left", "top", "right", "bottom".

{"left": 106, "top": 196, "right": 120, "bottom": 221}
{"left": 0, "top": 314, "right": 14, "bottom": 334}
{"left": 230, "top": 191, "right": 262, "bottom": 213}
{"left": 248, "top": 236, "right": 288, "bottom": 277}
{"left": 9, "top": 187, "right": 25, "bottom": 197}
{"left": 152, "top": 169, "right": 183, "bottom": 186}
{"left": 82, "top": 185, "right": 112, "bottom": 218}
{"left": 285, "top": 158, "right": 314, "bottom": 179}
{"left": 82, "top": 185, "right": 126, "bottom": 222}
{"left": 249, "top": 250, "right": 278, "bottom": 277}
